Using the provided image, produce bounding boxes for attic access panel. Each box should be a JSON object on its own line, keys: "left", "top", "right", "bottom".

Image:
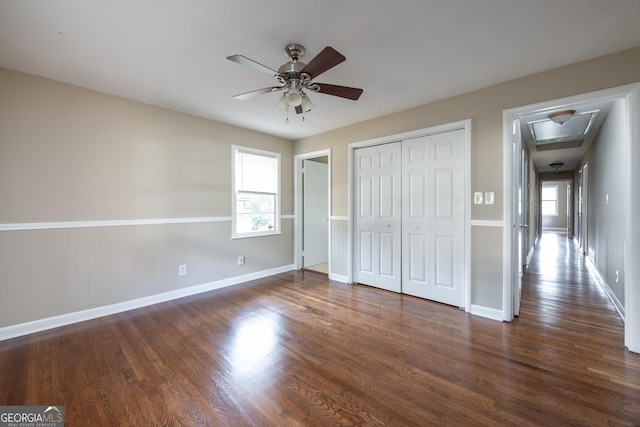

{"left": 528, "top": 111, "right": 599, "bottom": 144}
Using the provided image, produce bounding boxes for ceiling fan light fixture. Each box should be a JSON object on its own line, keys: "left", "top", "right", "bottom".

{"left": 276, "top": 94, "right": 289, "bottom": 111}
{"left": 300, "top": 92, "right": 314, "bottom": 113}
{"left": 548, "top": 109, "right": 576, "bottom": 125}
{"left": 285, "top": 87, "right": 303, "bottom": 107}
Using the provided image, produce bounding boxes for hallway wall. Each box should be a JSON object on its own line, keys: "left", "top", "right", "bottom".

{"left": 575, "top": 98, "right": 627, "bottom": 308}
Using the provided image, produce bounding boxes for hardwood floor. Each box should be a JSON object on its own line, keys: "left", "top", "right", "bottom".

{"left": 1, "top": 232, "right": 639, "bottom": 426}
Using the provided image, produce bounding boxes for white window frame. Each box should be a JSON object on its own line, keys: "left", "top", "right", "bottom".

{"left": 231, "top": 145, "right": 281, "bottom": 239}
{"left": 541, "top": 184, "right": 559, "bottom": 216}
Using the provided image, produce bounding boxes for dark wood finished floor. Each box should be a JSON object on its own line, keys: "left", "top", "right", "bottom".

{"left": 1, "top": 232, "right": 639, "bottom": 426}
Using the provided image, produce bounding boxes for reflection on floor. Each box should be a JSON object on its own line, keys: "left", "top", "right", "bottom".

{"left": 305, "top": 262, "right": 328, "bottom": 274}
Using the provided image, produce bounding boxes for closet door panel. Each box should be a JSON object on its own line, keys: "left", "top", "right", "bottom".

{"left": 374, "top": 143, "right": 402, "bottom": 292}
{"left": 430, "top": 130, "right": 465, "bottom": 307}
{"left": 354, "top": 143, "right": 401, "bottom": 292}
{"left": 434, "top": 234, "right": 455, "bottom": 288}
{"left": 402, "top": 136, "right": 431, "bottom": 298}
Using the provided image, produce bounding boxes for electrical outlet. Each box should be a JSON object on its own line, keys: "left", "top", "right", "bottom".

{"left": 238, "top": 256, "right": 245, "bottom": 266}
{"left": 178, "top": 264, "right": 187, "bottom": 276}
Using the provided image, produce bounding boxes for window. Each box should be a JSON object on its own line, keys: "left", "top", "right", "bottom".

{"left": 232, "top": 145, "right": 280, "bottom": 238}
{"left": 541, "top": 184, "right": 559, "bottom": 216}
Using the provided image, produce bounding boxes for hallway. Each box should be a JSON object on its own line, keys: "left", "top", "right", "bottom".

{"left": 519, "top": 232, "right": 624, "bottom": 335}
{"left": 513, "top": 231, "right": 640, "bottom": 423}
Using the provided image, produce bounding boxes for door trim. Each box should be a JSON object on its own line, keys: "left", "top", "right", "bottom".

{"left": 294, "top": 149, "right": 331, "bottom": 272}
{"left": 347, "top": 119, "right": 472, "bottom": 312}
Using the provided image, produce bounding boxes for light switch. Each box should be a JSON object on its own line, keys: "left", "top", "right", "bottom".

{"left": 485, "top": 192, "right": 495, "bottom": 205}
{"left": 474, "top": 192, "right": 483, "bottom": 204}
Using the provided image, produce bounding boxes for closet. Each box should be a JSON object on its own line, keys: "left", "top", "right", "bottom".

{"left": 353, "top": 129, "right": 466, "bottom": 307}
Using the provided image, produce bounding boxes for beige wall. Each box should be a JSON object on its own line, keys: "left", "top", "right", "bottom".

{"left": 293, "top": 47, "right": 640, "bottom": 311}
{"left": 0, "top": 68, "right": 293, "bottom": 222}
{"left": 0, "top": 68, "right": 294, "bottom": 329}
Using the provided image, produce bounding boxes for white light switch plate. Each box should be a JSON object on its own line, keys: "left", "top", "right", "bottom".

{"left": 485, "top": 192, "right": 495, "bottom": 205}
{"left": 474, "top": 192, "right": 483, "bottom": 204}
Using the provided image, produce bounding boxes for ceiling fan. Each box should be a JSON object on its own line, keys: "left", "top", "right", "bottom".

{"left": 227, "top": 44, "right": 363, "bottom": 116}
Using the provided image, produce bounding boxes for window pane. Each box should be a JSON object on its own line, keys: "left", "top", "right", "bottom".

{"left": 541, "top": 184, "right": 559, "bottom": 216}
{"left": 232, "top": 145, "right": 280, "bottom": 238}
{"left": 236, "top": 193, "right": 275, "bottom": 233}
{"left": 541, "top": 200, "right": 557, "bottom": 216}
{"left": 541, "top": 186, "right": 557, "bottom": 200}
{"left": 236, "top": 152, "right": 277, "bottom": 193}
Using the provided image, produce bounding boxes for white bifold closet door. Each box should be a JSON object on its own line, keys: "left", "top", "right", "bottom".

{"left": 354, "top": 129, "right": 465, "bottom": 307}
{"left": 353, "top": 142, "right": 402, "bottom": 292}
{"left": 401, "top": 130, "right": 465, "bottom": 306}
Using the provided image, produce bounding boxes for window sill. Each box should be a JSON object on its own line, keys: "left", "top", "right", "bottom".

{"left": 231, "top": 231, "right": 282, "bottom": 240}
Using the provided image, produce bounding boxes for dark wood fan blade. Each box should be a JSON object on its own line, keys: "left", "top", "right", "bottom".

{"left": 295, "top": 105, "right": 303, "bottom": 115}
{"left": 300, "top": 46, "right": 346, "bottom": 79}
{"left": 316, "top": 83, "right": 363, "bottom": 100}
{"left": 232, "top": 87, "right": 281, "bottom": 100}
{"left": 227, "top": 54, "right": 279, "bottom": 77}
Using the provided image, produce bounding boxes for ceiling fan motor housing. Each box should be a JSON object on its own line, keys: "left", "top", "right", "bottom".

{"left": 278, "top": 60, "right": 306, "bottom": 79}
{"left": 279, "top": 43, "right": 307, "bottom": 83}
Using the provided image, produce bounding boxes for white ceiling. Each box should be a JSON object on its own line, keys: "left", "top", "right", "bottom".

{"left": 1, "top": 0, "right": 640, "bottom": 142}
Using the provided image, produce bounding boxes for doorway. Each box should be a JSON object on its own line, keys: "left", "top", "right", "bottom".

{"left": 540, "top": 179, "right": 572, "bottom": 234}
{"left": 577, "top": 164, "right": 588, "bottom": 255}
{"left": 503, "top": 83, "right": 640, "bottom": 353}
{"left": 294, "top": 150, "right": 331, "bottom": 274}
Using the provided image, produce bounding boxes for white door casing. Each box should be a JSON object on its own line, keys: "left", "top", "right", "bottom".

{"left": 293, "top": 149, "right": 331, "bottom": 273}
{"left": 580, "top": 163, "right": 589, "bottom": 256}
{"left": 303, "top": 159, "right": 329, "bottom": 267}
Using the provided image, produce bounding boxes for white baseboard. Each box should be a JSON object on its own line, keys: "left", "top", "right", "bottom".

{"left": 585, "top": 258, "right": 625, "bottom": 321}
{"left": 0, "top": 264, "right": 295, "bottom": 341}
{"left": 526, "top": 246, "right": 535, "bottom": 265}
{"left": 470, "top": 304, "right": 504, "bottom": 321}
{"left": 328, "top": 273, "right": 349, "bottom": 283}
{"left": 542, "top": 227, "right": 567, "bottom": 231}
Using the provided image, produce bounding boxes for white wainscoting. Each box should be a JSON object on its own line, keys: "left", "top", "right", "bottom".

{"left": 330, "top": 217, "right": 349, "bottom": 282}
{"left": 0, "top": 216, "right": 295, "bottom": 340}
{"left": 0, "top": 264, "right": 294, "bottom": 341}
